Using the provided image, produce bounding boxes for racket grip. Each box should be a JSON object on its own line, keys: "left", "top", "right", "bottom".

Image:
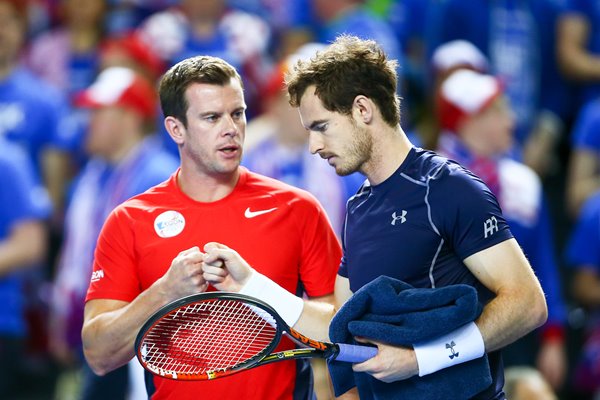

{"left": 334, "top": 343, "right": 378, "bottom": 363}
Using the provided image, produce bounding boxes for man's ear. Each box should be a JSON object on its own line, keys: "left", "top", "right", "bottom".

{"left": 164, "top": 116, "right": 185, "bottom": 145}
{"left": 353, "top": 95, "right": 373, "bottom": 124}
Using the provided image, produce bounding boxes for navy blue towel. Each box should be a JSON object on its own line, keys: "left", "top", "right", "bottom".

{"left": 328, "top": 276, "right": 492, "bottom": 399}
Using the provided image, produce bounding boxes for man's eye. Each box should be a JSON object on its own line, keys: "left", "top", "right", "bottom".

{"left": 315, "top": 123, "right": 328, "bottom": 132}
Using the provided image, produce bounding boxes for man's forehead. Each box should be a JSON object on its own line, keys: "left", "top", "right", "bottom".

{"left": 185, "top": 81, "right": 245, "bottom": 109}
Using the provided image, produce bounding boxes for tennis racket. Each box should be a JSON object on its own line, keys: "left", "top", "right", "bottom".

{"left": 135, "top": 291, "right": 377, "bottom": 381}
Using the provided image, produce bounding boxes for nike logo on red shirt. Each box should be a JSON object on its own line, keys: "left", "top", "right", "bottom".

{"left": 244, "top": 207, "right": 277, "bottom": 218}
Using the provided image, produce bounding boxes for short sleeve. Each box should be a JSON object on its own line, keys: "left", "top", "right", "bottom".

{"left": 430, "top": 163, "right": 513, "bottom": 261}
{"left": 294, "top": 195, "right": 343, "bottom": 298}
{"left": 86, "top": 206, "right": 142, "bottom": 302}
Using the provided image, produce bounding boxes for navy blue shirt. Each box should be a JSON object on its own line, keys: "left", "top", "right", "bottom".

{"left": 339, "top": 147, "right": 513, "bottom": 399}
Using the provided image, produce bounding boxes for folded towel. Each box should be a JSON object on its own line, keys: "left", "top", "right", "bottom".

{"left": 328, "top": 276, "right": 492, "bottom": 399}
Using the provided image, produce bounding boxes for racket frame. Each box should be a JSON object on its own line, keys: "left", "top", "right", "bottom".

{"left": 135, "top": 292, "right": 340, "bottom": 381}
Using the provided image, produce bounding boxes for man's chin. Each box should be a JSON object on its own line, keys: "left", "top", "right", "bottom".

{"left": 334, "top": 165, "right": 355, "bottom": 177}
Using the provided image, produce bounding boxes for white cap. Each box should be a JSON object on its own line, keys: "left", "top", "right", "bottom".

{"left": 432, "top": 40, "right": 489, "bottom": 73}
{"left": 437, "top": 69, "right": 503, "bottom": 131}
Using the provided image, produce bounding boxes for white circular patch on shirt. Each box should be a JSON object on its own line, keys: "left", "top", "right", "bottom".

{"left": 154, "top": 210, "right": 185, "bottom": 238}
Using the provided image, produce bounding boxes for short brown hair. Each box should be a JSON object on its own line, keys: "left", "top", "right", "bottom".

{"left": 286, "top": 35, "right": 401, "bottom": 127}
{"left": 159, "top": 55, "right": 243, "bottom": 126}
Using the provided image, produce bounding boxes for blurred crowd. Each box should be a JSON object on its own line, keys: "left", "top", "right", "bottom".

{"left": 1, "top": 0, "right": 600, "bottom": 399}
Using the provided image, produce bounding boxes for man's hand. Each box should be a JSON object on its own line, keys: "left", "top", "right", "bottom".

{"left": 352, "top": 337, "right": 419, "bottom": 383}
{"left": 201, "top": 242, "right": 255, "bottom": 292}
{"left": 155, "top": 246, "right": 207, "bottom": 302}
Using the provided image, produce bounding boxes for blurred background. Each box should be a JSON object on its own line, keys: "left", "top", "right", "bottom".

{"left": 0, "top": 0, "right": 599, "bottom": 399}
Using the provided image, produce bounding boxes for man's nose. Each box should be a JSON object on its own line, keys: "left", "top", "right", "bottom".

{"left": 223, "top": 115, "right": 240, "bottom": 137}
{"left": 308, "top": 132, "right": 323, "bottom": 155}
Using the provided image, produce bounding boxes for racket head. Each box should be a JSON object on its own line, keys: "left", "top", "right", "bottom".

{"left": 135, "top": 292, "right": 284, "bottom": 381}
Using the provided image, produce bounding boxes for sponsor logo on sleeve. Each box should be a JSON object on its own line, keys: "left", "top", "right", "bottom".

{"left": 91, "top": 269, "right": 104, "bottom": 283}
{"left": 484, "top": 216, "right": 499, "bottom": 238}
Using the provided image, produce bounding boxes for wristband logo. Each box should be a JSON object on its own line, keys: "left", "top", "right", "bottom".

{"left": 446, "top": 341, "right": 459, "bottom": 360}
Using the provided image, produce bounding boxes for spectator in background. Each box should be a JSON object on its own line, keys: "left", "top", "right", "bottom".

{"left": 103, "top": 0, "right": 179, "bottom": 36}
{"left": 0, "top": 0, "right": 74, "bottom": 216}
{"left": 565, "top": 98, "right": 600, "bottom": 218}
{"left": 227, "top": 0, "right": 316, "bottom": 59}
{"left": 26, "top": 0, "right": 107, "bottom": 99}
{"left": 0, "top": 137, "right": 51, "bottom": 397}
{"left": 243, "top": 43, "right": 364, "bottom": 237}
{"left": 435, "top": 0, "right": 572, "bottom": 178}
{"left": 311, "top": 0, "right": 402, "bottom": 83}
{"left": 565, "top": 191, "right": 600, "bottom": 399}
{"left": 137, "top": 0, "right": 272, "bottom": 120}
{"left": 423, "top": 39, "right": 489, "bottom": 149}
{"left": 436, "top": 69, "right": 568, "bottom": 391}
{"left": 504, "top": 366, "right": 558, "bottom": 400}
{"left": 98, "top": 30, "right": 166, "bottom": 84}
{"left": 50, "top": 66, "right": 178, "bottom": 399}
{"left": 557, "top": 0, "right": 600, "bottom": 106}
{"left": 368, "top": 0, "right": 442, "bottom": 135}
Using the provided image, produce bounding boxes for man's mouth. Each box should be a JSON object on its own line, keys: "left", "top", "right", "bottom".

{"left": 218, "top": 144, "right": 240, "bottom": 154}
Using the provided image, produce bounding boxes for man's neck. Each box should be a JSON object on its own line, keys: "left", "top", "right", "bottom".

{"left": 363, "top": 125, "right": 413, "bottom": 186}
{"left": 177, "top": 164, "right": 240, "bottom": 203}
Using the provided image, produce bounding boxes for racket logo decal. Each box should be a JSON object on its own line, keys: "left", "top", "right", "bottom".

{"left": 154, "top": 210, "right": 185, "bottom": 238}
{"left": 289, "top": 328, "right": 327, "bottom": 351}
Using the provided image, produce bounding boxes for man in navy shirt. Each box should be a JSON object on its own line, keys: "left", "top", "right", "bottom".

{"left": 203, "top": 35, "right": 548, "bottom": 399}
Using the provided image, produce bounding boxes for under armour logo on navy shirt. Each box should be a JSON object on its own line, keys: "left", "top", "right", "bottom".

{"left": 391, "top": 210, "right": 407, "bottom": 225}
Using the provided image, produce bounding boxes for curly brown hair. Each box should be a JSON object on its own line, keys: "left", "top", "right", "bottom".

{"left": 285, "top": 35, "right": 401, "bottom": 127}
{"left": 159, "top": 55, "right": 243, "bottom": 127}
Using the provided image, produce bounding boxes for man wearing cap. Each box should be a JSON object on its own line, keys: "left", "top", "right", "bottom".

{"left": 51, "top": 66, "right": 178, "bottom": 399}
{"left": 436, "top": 68, "right": 568, "bottom": 390}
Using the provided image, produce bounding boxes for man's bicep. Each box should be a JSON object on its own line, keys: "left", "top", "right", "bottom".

{"left": 462, "top": 238, "right": 538, "bottom": 294}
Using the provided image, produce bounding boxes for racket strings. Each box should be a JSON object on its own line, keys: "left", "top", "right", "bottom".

{"left": 141, "top": 299, "right": 278, "bottom": 376}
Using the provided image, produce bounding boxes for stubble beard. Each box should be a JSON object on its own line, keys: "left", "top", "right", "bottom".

{"left": 335, "top": 125, "right": 372, "bottom": 176}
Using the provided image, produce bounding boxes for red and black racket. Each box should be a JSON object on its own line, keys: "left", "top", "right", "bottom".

{"left": 135, "top": 292, "right": 377, "bottom": 381}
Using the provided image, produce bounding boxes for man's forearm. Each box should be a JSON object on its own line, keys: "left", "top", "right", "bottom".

{"left": 82, "top": 283, "right": 171, "bottom": 375}
{"left": 476, "top": 286, "right": 547, "bottom": 353}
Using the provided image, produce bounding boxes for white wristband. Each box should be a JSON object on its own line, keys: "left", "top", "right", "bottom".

{"left": 239, "top": 271, "right": 304, "bottom": 327}
{"left": 413, "top": 322, "right": 485, "bottom": 377}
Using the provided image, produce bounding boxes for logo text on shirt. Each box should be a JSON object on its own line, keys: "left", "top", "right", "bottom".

{"left": 91, "top": 269, "right": 104, "bottom": 283}
{"left": 484, "top": 216, "right": 499, "bottom": 238}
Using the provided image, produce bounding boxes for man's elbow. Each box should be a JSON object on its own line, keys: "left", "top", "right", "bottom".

{"left": 528, "top": 290, "right": 549, "bottom": 331}
{"left": 83, "top": 347, "right": 113, "bottom": 376}
{"left": 81, "top": 328, "right": 117, "bottom": 376}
